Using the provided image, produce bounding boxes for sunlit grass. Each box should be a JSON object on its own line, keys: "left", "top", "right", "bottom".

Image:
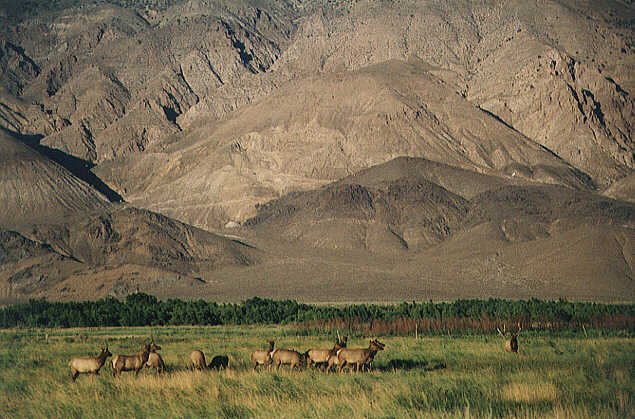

{"left": 0, "top": 326, "right": 632, "bottom": 418}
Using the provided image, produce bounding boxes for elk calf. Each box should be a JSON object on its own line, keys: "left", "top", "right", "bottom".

{"left": 189, "top": 350, "right": 207, "bottom": 370}
{"left": 251, "top": 341, "right": 274, "bottom": 371}
{"left": 112, "top": 344, "right": 151, "bottom": 377}
{"left": 337, "top": 339, "right": 385, "bottom": 373}
{"left": 69, "top": 346, "right": 112, "bottom": 381}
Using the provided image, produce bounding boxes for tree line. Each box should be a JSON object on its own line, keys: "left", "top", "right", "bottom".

{"left": 0, "top": 294, "right": 633, "bottom": 333}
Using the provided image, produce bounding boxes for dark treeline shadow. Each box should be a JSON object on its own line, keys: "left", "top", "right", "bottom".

{"left": 381, "top": 358, "right": 446, "bottom": 372}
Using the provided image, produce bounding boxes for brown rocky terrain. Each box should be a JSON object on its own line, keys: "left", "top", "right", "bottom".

{"left": 0, "top": 0, "right": 632, "bottom": 302}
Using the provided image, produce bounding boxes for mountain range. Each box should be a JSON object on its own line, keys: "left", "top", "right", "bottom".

{"left": 0, "top": 0, "right": 632, "bottom": 303}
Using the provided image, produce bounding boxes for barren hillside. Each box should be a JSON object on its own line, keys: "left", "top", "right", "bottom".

{"left": 0, "top": 129, "right": 109, "bottom": 227}
{"left": 0, "top": 0, "right": 632, "bottom": 302}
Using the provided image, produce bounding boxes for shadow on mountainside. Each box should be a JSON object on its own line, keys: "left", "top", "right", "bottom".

{"left": 2, "top": 126, "right": 124, "bottom": 203}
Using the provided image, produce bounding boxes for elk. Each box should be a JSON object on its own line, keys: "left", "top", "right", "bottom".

{"left": 337, "top": 339, "right": 385, "bottom": 373}
{"left": 251, "top": 340, "right": 274, "bottom": 371}
{"left": 497, "top": 323, "right": 521, "bottom": 353}
{"left": 112, "top": 343, "right": 151, "bottom": 377}
{"left": 189, "top": 349, "right": 207, "bottom": 370}
{"left": 145, "top": 340, "right": 165, "bottom": 374}
{"left": 271, "top": 348, "right": 303, "bottom": 371}
{"left": 208, "top": 355, "right": 229, "bottom": 370}
{"left": 69, "top": 346, "right": 112, "bottom": 381}
{"left": 306, "top": 336, "right": 347, "bottom": 371}
{"left": 361, "top": 339, "right": 385, "bottom": 371}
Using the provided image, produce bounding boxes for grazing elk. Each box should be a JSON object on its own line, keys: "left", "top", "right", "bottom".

{"left": 189, "top": 350, "right": 207, "bottom": 370}
{"left": 69, "top": 346, "right": 112, "bottom": 381}
{"left": 251, "top": 340, "right": 274, "bottom": 371}
{"left": 337, "top": 339, "right": 385, "bottom": 373}
{"left": 145, "top": 340, "right": 165, "bottom": 374}
{"left": 306, "top": 337, "right": 347, "bottom": 371}
{"left": 112, "top": 343, "right": 151, "bottom": 377}
{"left": 271, "top": 348, "right": 304, "bottom": 371}
{"left": 208, "top": 355, "right": 229, "bottom": 370}
{"left": 497, "top": 323, "right": 521, "bottom": 353}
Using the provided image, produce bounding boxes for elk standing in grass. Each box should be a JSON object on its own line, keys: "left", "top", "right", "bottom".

{"left": 271, "top": 348, "right": 304, "bottom": 371}
{"left": 497, "top": 323, "right": 521, "bottom": 353}
{"left": 307, "top": 336, "right": 347, "bottom": 371}
{"left": 361, "top": 339, "right": 384, "bottom": 371}
{"left": 112, "top": 343, "right": 151, "bottom": 377}
{"left": 326, "top": 336, "right": 349, "bottom": 373}
{"left": 69, "top": 346, "right": 112, "bottom": 381}
{"left": 189, "top": 349, "right": 207, "bottom": 370}
{"left": 208, "top": 355, "right": 229, "bottom": 370}
{"left": 251, "top": 340, "right": 274, "bottom": 371}
{"left": 145, "top": 339, "right": 165, "bottom": 374}
{"left": 337, "top": 339, "right": 385, "bottom": 373}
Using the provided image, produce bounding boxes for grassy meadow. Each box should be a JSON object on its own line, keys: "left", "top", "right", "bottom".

{"left": 0, "top": 325, "right": 632, "bottom": 418}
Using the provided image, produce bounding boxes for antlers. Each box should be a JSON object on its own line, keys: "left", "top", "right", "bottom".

{"left": 497, "top": 322, "right": 522, "bottom": 337}
{"left": 497, "top": 324, "right": 506, "bottom": 337}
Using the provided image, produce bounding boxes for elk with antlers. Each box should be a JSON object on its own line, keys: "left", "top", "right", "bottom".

{"left": 497, "top": 323, "right": 522, "bottom": 353}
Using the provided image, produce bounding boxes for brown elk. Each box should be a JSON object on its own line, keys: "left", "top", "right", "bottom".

{"left": 251, "top": 340, "right": 274, "bottom": 371}
{"left": 337, "top": 339, "right": 385, "bottom": 373}
{"left": 497, "top": 323, "right": 521, "bottom": 353}
{"left": 69, "top": 346, "right": 112, "bottom": 381}
{"left": 271, "top": 348, "right": 303, "bottom": 371}
{"left": 189, "top": 350, "right": 207, "bottom": 370}
{"left": 145, "top": 340, "right": 165, "bottom": 374}
{"left": 361, "top": 339, "right": 385, "bottom": 371}
{"left": 112, "top": 343, "right": 151, "bottom": 377}
{"left": 208, "top": 355, "right": 229, "bottom": 370}
{"left": 306, "top": 337, "right": 347, "bottom": 371}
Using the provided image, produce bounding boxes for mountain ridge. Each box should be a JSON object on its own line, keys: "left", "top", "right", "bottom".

{"left": 0, "top": 0, "right": 632, "bottom": 302}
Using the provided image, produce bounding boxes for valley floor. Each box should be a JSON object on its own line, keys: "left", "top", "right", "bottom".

{"left": 0, "top": 326, "right": 632, "bottom": 418}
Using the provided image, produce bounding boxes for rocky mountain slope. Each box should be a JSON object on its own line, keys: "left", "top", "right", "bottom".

{"left": 0, "top": 204, "right": 260, "bottom": 303}
{"left": 0, "top": 129, "right": 109, "bottom": 227}
{"left": 0, "top": 0, "right": 632, "bottom": 302}
{"left": 0, "top": 127, "right": 258, "bottom": 303}
{"left": 100, "top": 59, "right": 596, "bottom": 230}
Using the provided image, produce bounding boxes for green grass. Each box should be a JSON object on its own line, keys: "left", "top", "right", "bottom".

{"left": 0, "top": 326, "right": 632, "bottom": 418}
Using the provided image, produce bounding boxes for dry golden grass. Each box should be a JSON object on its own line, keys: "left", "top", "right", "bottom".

{"left": 502, "top": 382, "right": 558, "bottom": 403}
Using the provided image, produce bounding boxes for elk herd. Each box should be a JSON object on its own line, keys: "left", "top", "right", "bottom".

{"left": 68, "top": 325, "right": 522, "bottom": 381}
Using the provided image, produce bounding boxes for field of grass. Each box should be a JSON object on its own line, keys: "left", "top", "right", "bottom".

{"left": 0, "top": 325, "right": 632, "bottom": 418}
